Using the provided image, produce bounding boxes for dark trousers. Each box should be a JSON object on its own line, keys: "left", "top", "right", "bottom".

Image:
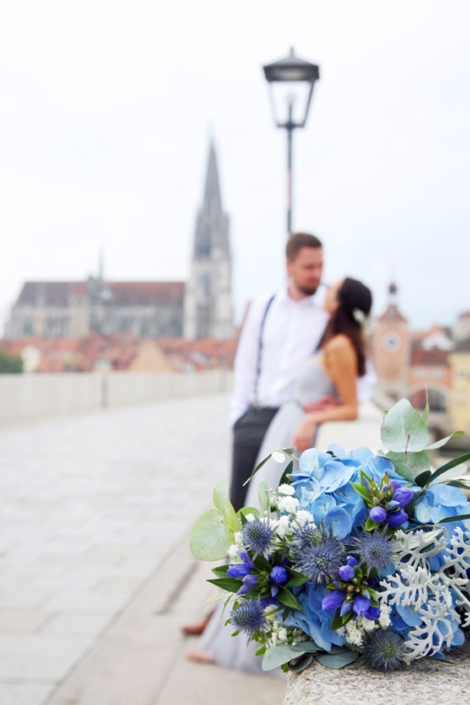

{"left": 229, "top": 406, "right": 279, "bottom": 512}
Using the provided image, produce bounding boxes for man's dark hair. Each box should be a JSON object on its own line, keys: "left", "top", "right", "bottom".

{"left": 286, "top": 232, "right": 323, "bottom": 261}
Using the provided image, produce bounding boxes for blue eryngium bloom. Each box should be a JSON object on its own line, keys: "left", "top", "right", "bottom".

{"left": 294, "top": 534, "right": 345, "bottom": 584}
{"left": 355, "top": 532, "right": 393, "bottom": 573}
{"left": 362, "top": 629, "right": 406, "bottom": 671}
{"left": 231, "top": 600, "right": 267, "bottom": 636}
{"left": 270, "top": 566, "right": 289, "bottom": 585}
{"left": 242, "top": 519, "right": 274, "bottom": 557}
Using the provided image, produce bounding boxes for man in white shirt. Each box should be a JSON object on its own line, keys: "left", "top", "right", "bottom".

{"left": 229, "top": 233, "right": 329, "bottom": 510}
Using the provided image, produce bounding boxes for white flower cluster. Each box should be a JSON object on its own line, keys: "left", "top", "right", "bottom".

{"left": 264, "top": 608, "right": 302, "bottom": 647}
{"left": 227, "top": 531, "right": 244, "bottom": 561}
{"left": 338, "top": 607, "right": 391, "bottom": 649}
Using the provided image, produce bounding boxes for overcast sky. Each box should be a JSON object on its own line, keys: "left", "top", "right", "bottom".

{"left": 1, "top": 0, "right": 469, "bottom": 331}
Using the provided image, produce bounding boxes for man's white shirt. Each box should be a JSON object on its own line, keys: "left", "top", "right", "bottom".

{"left": 230, "top": 285, "right": 376, "bottom": 426}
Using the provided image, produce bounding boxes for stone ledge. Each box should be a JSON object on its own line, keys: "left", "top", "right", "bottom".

{"left": 283, "top": 646, "right": 470, "bottom": 705}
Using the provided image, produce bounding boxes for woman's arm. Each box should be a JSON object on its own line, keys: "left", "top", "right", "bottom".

{"left": 293, "top": 336, "right": 359, "bottom": 450}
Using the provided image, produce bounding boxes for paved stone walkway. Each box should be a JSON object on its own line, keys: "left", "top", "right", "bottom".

{"left": 0, "top": 396, "right": 282, "bottom": 705}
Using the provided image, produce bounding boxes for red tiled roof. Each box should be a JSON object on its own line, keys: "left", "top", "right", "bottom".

{"left": 411, "top": 346, "right": 449, "bottom": 366}
{"left": 14, "top": 281, "right": 186, "bottom": 308}
{"left": 109, "top": 282, "right": 185, "bottom": 306}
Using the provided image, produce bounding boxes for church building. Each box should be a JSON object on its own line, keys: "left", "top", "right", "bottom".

{"left": 5, "top": 141, "right": 234, "bottom": 341}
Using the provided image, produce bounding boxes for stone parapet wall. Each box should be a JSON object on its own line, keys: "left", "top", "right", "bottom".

{"left": 0, "top": 370, "right": 233, "bottom": 424}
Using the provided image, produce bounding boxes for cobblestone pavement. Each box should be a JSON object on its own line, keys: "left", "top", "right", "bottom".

{"left": 0, "top": 395, "right": 242, "bottom": 705}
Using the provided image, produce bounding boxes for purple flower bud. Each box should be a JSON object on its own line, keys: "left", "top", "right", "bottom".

{"left": 338, "top": 565, "right": 356, "bottom": 582}
{"left": 271, "top": 585, "right": 280, "bottom": 597}
{"left": 260, "top": 596, "right": 278, "bottom": 609}
{"left": 353, "top": 594, "right": 371, "bottom": 616}
{"left": 346, "top": 555, "right": 359, "bottom": 568}
{"left": 392, "top": 486, "right": 414, "bottom": 508}
{"left": 240, "top": 551, "right": 255, "bottom": 568}
{"left": 270, "top": 566, "right": 289, "bottom": 586}
{"left": 227, "top": 563, "right": 250, "bottom": 579}
{"left": 365, "top": 605, "right": 381, "bottom": 621}
{"left": 387, "top": 509, "right": 408, "bottom": 529}
{"left": 369, "top": 506, "right": 387, "bottom": 523}
{"left": 322, "top": 589, "right": 346, "bottom": 611}
{"left": 386, "top": 500, "right": 400, "bottom": 511}
{"left": 340, "top": 599, "right": 353, "bottom": 617}
{"left": 238, "top": 573, "right": 258, "bottom": 594}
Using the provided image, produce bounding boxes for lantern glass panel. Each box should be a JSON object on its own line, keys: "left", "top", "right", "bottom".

{"left": 268, "top": 80, "right": 312, "bottom": 127}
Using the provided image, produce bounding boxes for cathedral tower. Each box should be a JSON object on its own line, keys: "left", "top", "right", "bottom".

{"left": 184, "top": 141, "right": 234, "bottom": 339}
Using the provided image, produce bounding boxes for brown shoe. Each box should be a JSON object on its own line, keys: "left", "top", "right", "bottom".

{"left": 181, "top": 610, "right": 214, "bottom": 636}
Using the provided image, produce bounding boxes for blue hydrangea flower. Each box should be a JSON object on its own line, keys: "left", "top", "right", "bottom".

{"left": 415, "top": 484, "right": 469, "bottom": 524}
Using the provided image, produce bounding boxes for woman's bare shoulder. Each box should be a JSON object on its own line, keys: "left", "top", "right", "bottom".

{"left": 325, "top": 334, "right": 355, "bottom": 355}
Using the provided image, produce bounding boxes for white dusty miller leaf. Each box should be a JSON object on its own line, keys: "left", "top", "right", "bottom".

{"left": 405, "top": 596, "right": 460, "bottom": 660}
{"left": 391, "top": 529, "right": 447, "bottom": 571}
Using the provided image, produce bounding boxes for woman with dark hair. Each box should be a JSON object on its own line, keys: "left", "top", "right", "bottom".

{"left": 292, "top": 276, "right": 373, "bottom": 452}
{"left": 188, "top": 277, "right": 373, "bottom": 671}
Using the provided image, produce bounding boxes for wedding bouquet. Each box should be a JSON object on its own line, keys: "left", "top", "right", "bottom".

{"left": 190, "top": 399, "right": 470, "bottom": 672}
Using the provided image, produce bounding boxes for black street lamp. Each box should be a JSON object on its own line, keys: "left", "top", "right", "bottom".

{"left": 263, "top": 47, "right": 320, "bottom": 237}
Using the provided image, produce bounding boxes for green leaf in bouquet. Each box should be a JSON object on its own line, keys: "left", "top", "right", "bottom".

{"left": 384, "top": 454, "right": 416, "bottom": 482}
{"left": 291, "top": 641, "right": 322, "bottom": 653}
{"left": 211, "top": 565, "right": 230, "bottom": 577}
{"left": 257, "top": 482, "right": 270, "bottom": 513}
{"left": 314, "top": 649, "right": 359, "bottom": 669}
{"left": 189, "top": 509, "right": 233, "bottom": 561}
{"left": 365, "top": 517, "right": 379, "bottom": 531}
{"left": 262, "top": 644, "right": 300, "bottom": 671}
{"left": 422, "top": 391, "right": 429, "bottom": 422}
{"left": 386, "top": 450, "right": 431, "bottom": 481}
{"left": 448, "top": 479, "right": 470, "bottom": 489}
{"left": 252, "top": 553, "right": 272, "bottom": 572}
{"left": 237, "top": 507, "right": 260, "bottom": 524}
{"left": 243, "top": 452, "right": 274, "bottom": 487}
{"left": 329, "top": 609, "right": 344, "bottom": 631}
{"left": 277, "top": 587, "right": 302, "bottom": 611}
{"left": 438, "top": 513, "right": 470, "bottom": 525}
{"left": 380, "top": 399, "right": 429, "bottom": 453}
{"left": 287, "top": 653, "right": 314, "bottom": 672}
{"left": 426, "top": 431, "right": 464, "bottom": 450}
{"left": 286, "top": 569, "right": 310, "bottom": 587}
{"left": 207, "top": 577, "right": 243, "bottom": 593}
{"left": 415, "top": 470, "right": 432, "bottom": 488}
{"left": 255, "top": 645, "right": 267, "bottom": 656}
{"left": 350, "top": 482, "right": 371, "bottom": 502}
{"left": 428, "top": 452, "right": 470, "bottom": 483}
{"left": 213, "top": 481, "right": 239, "bottom": 532}
{"left": 278, "top": 460, "right": 294, "bottom": 487}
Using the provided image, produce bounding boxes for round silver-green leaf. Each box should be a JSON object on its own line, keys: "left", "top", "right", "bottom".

{"left": 189, "top": 509, "right": 233, "bottom": 561}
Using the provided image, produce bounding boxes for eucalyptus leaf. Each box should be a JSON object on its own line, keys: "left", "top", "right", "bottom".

{"left": 291, "top": 641, "right": 322, "bottom": 653}
{"left": 384, "top": 453, "right": 416, "bottom": 482}
{"left": 314, "top": 650, "right": 359, "bottom": 669}
{"left": 287, "top": 654, "right": 314, "bottom": 672}
{"left": 258, "top": 482, "right": 270, "bottom": 513}
{"left": 213, "top": 481, "right": 238, "bottom": 532}
{"left": 189, "top": 509, "right": 233, "bottom": 561}
{"left": 262, "top": 644, "right": 300, "bottom": 671}
{"left": 426, "top": 431, "right": 464, "bottom": 450}
{"left": 380, "top": 399, "right": 429, "bottom": 453}
{"left": 237, "top": 507, "right": 260, "bottom": 522}
{"left": 430, "top": 465, "right": 468, "bottom": 484}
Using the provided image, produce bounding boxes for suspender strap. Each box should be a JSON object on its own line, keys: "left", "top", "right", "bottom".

{"left": 253, "top": 294, "right": 276, "bottom": 406}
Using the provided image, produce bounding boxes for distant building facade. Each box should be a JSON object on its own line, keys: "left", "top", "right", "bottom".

{"left": 449, "top": 340, "right": 470, "bottom": 435}
{"left": 6, "top": 141, "right": 234, "bottom": 341}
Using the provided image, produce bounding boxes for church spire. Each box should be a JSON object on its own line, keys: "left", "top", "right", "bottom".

{"left": 202, "top": 140, "right": 222, "bottom": 216}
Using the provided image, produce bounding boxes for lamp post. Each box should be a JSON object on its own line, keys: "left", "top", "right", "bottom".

{"left": 263, "top": 47, "right": 320, "bottom": 237}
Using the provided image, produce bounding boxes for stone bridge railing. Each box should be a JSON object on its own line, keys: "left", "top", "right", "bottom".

{"left": 0, "top": 370, "right": 233, "bottom": 424}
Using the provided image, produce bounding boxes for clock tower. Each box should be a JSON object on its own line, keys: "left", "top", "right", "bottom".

{"left": 372, "top": 282, "right": 411, "bottom": 399}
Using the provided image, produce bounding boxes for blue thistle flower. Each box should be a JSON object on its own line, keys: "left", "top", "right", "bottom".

{"left": 355, "top": 532, "right": 393, "bottom": 573}
{"left": 242, "top": 519, "right": 274, "bottom": 557}
{"left": 293, "top": 534, "right": 345, "bottom": 583}
{"left": 292, "top": 524, "right": 323, "bottom": 551}
{"left": 362, "top": 630, "right": 406, "bottom": 672}
{"left": 231, "top": 600, "right": 267, "bottom": 636}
